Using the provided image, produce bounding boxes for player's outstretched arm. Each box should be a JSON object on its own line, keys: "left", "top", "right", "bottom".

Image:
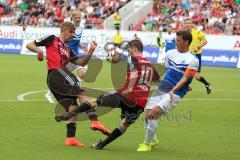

{"left": 26, "top": 41, "right": 44, "bottom": 61}
{"left": 74, "top": 41, "right": 97, "bottom": 66}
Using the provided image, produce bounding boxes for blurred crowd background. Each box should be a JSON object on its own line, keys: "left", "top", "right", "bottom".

{"left": 0, "top": 0, "right": 239, "bottom": 35}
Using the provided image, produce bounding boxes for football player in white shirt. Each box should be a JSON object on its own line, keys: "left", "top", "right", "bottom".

{"left": 137, "top": 30, "right": 199, "bottom": 152}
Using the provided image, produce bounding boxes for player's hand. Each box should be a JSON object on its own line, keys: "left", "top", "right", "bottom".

{"left": 194, "top": 47, "right": 200, "bottom": 52}
{"left": 37, "top": 52, "right": 44, "bottom": 61}
{"left": 89, "top": 41, "right": 97, "bottom": 51}
{"left": 169, "top": 90, "right": 174, "bottom": 103}
{"left": 148, "top": 107, "right": 162, "bottom": 120}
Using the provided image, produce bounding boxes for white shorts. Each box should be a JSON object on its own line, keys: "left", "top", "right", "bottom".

{"left": 146, "top": 90, "right": 182, "bottom": 113}
{"left": 66, "top": 62, "right": 88, "bottom": 72}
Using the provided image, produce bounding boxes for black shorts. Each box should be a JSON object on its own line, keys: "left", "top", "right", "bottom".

{"left": 47, "top": 68, "right": 85, "bottom": 111}
{"left": 96, "top": 92, "right": 144, "bottom": 124}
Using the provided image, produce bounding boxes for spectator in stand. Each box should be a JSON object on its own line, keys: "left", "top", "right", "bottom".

{"left": 132, "top": 0, "right": 239, "bottom": 35}
{"left": 0, "top": 0, "right": 131, "bottom": 29}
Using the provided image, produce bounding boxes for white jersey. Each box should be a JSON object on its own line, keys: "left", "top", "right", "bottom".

{"left": 66, "top": 27, "right": 84, "bottom": 57}
{"left": 158, "top": 49, "right": 199, "bottom": 98}
{"left": 164, "top": 33, "right": 176, "bottom": 52}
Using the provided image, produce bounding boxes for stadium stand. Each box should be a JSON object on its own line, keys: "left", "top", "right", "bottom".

{"left": 132, "top": 0, "right": 240, "bottom": 35}
{"left": 0, "top": 0, "right": 131, "bottom": 28}
{"left": 0, "top": 0, "right": 239, "bottom": 35}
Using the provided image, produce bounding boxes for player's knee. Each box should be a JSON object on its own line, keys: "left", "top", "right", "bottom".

{"left": 77, "top": 68, "right": 87, "bottom": 79}
{"left": 145, "top": 109, "right": 152, "bottom": 120}
{"left": 78, "top": 92, "right": 88, "bottom": 103}
{"left": 69, "top": 105, "right": 77, "bottom": 111}
{"left": 119, "top": 123, "right": 128, "bottom": 133}
{"left": 194, "top": 72, "right": 201, "bottom": 80}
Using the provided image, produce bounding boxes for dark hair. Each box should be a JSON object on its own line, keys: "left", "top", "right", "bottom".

{"left": 127, "top": 39, "right": 143, "bottom": 52}
{"left": 176, "top": 30, "right": 192, "bottom": 45}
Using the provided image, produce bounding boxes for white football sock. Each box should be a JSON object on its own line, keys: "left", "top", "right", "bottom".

{"left": 144, "top": 120, "right": 158, "bottom": 145}
{"left": 152, "top": 134, "right": 158, "bottom": 142}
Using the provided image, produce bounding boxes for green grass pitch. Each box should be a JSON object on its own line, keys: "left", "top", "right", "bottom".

{"left": 0, "top": 54, "right": 239, "bottom": 160}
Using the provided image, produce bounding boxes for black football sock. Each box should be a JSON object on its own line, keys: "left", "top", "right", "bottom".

{"left": 198, "top": 76, "right": 209, "bottom": 86}
{"left": 86, "top": 108, "right": 98, "bottom": 121}
{"left": 98, "top": 127, "right": 125, "bottom": 149}
{"left": 66, "top": 123, "right": 76, "bottom": 137}
{"left": 70, "top": 102, "right": 92, "bottom": 115}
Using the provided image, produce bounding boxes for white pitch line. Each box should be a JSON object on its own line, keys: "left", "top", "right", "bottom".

{"left": 17, "top": 90, "right": 48, "bottom": 101}
{"left": 0, "top": 99, "right": 47, "bottom": 102}
{"left": 12, "top": 89, "right": 240, "bottom": 103}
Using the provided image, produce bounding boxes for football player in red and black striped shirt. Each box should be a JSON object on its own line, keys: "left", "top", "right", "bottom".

{"left": 26, "top": 21, "right": 110, "bottom": 147}
{"left": 55, "top": 39, "right": 160, "bottom": 149}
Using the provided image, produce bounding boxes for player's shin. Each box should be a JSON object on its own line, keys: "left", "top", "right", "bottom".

{"left": 55, "top": 102, "right": 92, "bottom": 122}
{"left": 86, "top": 108, "right": 98, "bottom": 121}
{"left": 97, "top": 126, "right": 126, "bottom": 149}
{"left": 144, "top": 120, "right": 158, "bottom": 145}
{"left": 66, "top": 122, "right": 76, "bottom": 137}
{"left": 144, "top": 119, "right": 158, "bottom": 143}
{"left": 68, "top": 102, "right": 92, "bottom": 115}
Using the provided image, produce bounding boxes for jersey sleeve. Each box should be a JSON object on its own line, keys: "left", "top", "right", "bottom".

{"left": 185, "top": 58, "right": 199, "bottom": 76}
{"left": 188, "top": 57, "right": 199, "bottom": 71}
{"left": 128, "top": 56, "right": 138, "bottom": 71}
{"left": 34, "top": 35, "right": 54, "bottom": 46}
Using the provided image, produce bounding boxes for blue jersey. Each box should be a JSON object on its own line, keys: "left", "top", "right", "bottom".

{"left": 165, "top": 33, "right": 176, "bottom": 52}
{"left": 66, "top": 27, "right": 85, "bottom": 58}
{"left": 158, "top": 49, "right": 199, "bottom": 98}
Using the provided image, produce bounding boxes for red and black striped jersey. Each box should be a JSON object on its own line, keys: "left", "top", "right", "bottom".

{"left": 35, "top": 35, "right": 77, "bottom": 70}
{"left": 117, "top": 55, "right": 160, "bottom": 108}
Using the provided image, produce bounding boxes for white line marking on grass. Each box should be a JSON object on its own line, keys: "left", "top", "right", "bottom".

{"left": 15, "top": 89, "right": 240, "bottom": 103}
{"left": 0, "top": 99, "right": 47, "bottom": 102}
{"left": 17, "top": 90, "right": 48, "bottom": 101}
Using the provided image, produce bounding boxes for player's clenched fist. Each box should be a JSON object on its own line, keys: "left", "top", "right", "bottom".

{"left": 37, "top": 51, "right": 44, "bottom": 61}
{"left": 89, "top": 41, "right": 97, "bottom": 51}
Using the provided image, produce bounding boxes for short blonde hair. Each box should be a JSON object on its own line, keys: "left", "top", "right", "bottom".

{"left": 71, "top": 9, "right": 81, "bottom": 18}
